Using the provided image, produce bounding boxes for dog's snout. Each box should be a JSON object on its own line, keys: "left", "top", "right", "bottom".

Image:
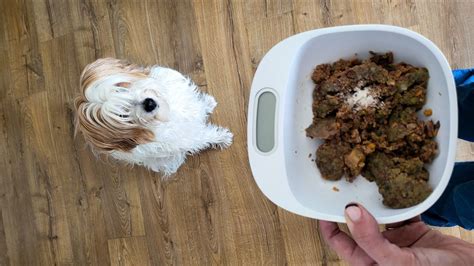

{"left": 143, "top": 98, "right": 158, "bottom": 112}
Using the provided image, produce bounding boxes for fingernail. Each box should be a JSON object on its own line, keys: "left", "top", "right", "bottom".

{"left": 345, "top": 205, "right": 362, "bottom": 222}
{"left": 345, "top": 203, "right": 358, "bottom": 209}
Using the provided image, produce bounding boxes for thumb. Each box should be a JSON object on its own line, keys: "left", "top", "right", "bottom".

{"left": 344, "top": 204, "right": 409, "bottom": 264}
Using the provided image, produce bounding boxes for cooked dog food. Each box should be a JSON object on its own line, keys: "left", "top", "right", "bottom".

{"left": 306, "top": 52, "right": 440, "bottom": 209}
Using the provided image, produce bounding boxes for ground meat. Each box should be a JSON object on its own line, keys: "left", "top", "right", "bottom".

{"left": 307, "top": 52, "right": 440, "bottom": 209}
{"left": 312, "top": 64, "right": 332, "bottom": 84}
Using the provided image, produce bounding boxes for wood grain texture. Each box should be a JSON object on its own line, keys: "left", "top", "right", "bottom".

{"left": 0, "top": 0, "right": 473, "bottom": 265}
{"left": 108, "top": 236, "right": 151, "bottom": 266}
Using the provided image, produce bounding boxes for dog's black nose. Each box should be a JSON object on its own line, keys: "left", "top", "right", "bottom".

{"left": 142, "top": 98, "right": 158, "bottom": 112}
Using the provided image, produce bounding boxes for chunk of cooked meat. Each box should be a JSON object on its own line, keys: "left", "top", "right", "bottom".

{"left": 312, "top": 95, "right": 341, "bottom": 118}
{"left": 396, "top": 157, "right": 424, "bottom": 175}
{"left": 386, "top": 122, "right": 410, "bottom": 142}
{"left": 363, "top": 152, "right": 393, "bottom": 182}
{"left": 344, "top": 147, "right": 366, "bottom": 180}
{"left": 342, "top": 129, "right": 362, "bottom": 144}
{"left": 315, "top": 141, "right": 351, "bottom": 181}
{"left": 420, "top": 139, "right": 438, "bottom": 163}
{"left": 377, "top": 172, "right": 432, "bottom": 209}
{"left": 369, "top": 51, "right": 394, "bottom": 67}
{"left": 363, "top": 153, "right": 432, "bottom": 207}
{"left": 306, "top": 118, "right": 340, "bottom": 139}
{"left": 424, "top": 108, "right": 433, "bottom": 117}
{"left": 396, "top": 68, "right": 429, "bottom": 91}
{"left": 425, "top": 120, "right": 440, "bottom": 138}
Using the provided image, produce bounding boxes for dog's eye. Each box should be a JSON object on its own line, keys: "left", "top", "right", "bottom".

{"left": 110, "top": 111, "right": 129, "bottom": 119}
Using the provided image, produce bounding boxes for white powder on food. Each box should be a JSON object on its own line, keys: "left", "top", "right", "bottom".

{"left": 345, "top": 86, "right": 379, "bottom": 110}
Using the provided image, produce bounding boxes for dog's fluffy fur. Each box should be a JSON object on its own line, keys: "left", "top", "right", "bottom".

{"left": 75, "top": 58, "right": 233, "bottom": 175}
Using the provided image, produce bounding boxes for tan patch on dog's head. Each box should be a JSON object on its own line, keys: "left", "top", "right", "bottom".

{"left": 74, "top": 58, "right": 155, "bottom": 152}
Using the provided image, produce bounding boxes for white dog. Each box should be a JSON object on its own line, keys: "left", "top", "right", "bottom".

{"left": 74, "top": 58, "right": 233, "bottom": 175}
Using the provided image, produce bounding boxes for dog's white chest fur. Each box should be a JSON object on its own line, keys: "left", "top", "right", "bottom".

{"left": 111, "top": 67, "right": 232, "bottom": 175}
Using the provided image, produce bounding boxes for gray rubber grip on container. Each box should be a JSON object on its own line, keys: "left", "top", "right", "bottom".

{"left": 256, "top": 91, "right": 276, "bottom": 153}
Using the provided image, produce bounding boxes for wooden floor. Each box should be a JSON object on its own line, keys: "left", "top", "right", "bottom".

{"left": 1, "top": 0, "right": 473, "bottom": 265}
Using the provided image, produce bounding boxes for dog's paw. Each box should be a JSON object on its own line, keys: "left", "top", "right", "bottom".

{"left": 216, "top": 127, "right": 233, "bottom": 149}
{"left": 146, "top": 154, "right": 186, "bottom": 177}
{"left": 202, "top": 94, "right": 217, "bottom": 114}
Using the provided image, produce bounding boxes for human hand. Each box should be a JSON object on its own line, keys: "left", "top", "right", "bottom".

{"left": 319, "top": 204, "right": 474, "bottom": 266}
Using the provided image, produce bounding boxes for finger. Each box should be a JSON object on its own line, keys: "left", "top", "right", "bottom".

{"left": 319, "top": 221, "right": 358, "bottom": 259}
{"left": 344, "top": 204, "right": 410, "bottom": 263}
{"left": 319, "top": 220, "right": 374, "bottom": 265}
{"left": 383, "top": 221, "right": 431, "bottom": 247}
{"left": 385, "top": 216, "right": 421, "bottom": 230}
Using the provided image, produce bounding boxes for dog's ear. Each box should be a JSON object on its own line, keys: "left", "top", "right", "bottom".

{"left": 74, "top": 97, "right": 154, "bottom": 152}
{"left": 79, "top": 58, "right": 149, "bottom": 94}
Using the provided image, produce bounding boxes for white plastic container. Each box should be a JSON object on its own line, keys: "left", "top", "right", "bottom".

{"left": 247, "top": 25, "right": 458, "bottom": 224}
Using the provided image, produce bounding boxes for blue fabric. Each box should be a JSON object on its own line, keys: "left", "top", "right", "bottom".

{"left": 421, "top": 69, "right": 474, "bottom": 230}
{"left": 453, "top": 69, "right": 474, "bottom": 142}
